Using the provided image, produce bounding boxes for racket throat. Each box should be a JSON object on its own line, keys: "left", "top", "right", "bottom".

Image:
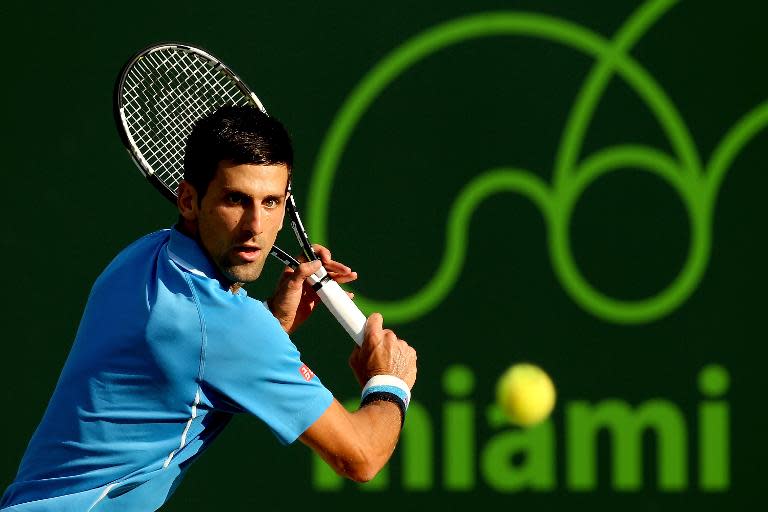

{"left": 287, "top": 195, "right": 318, "bottom": 261}
{"left": 269, "top": 246, "right": 300, "bottom": 269}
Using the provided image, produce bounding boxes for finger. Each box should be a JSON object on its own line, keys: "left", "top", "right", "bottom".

{"left": 292, "top": 260, "right": 322, "bottom": 281}
{"left": 312, "top": 244, "right": 332, "bottom": 264}
{"left": 323, "top": 260, "right": 352, "bottom": 274}
{"left": 295, "top": 250, "right": 322, "bottom": 265}
{"left": 328, "top": 271, "right": 358, "bottom": 284}
{"left": 365, "top": 312, "right": 383, "bottom": 338}
{"left": 382, "top": 329, "right": 397, "bottom": 343}
{"left": 346, "top": 291, "right": 355, "bottom": 300}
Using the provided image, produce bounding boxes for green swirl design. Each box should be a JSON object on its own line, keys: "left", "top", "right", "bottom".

{"left": 309, "top": 0, "right": 768, "bottom": 324}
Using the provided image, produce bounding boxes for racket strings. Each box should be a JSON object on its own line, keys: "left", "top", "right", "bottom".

{"left": 121, "top": 47, "right": 252, "bottom": 193}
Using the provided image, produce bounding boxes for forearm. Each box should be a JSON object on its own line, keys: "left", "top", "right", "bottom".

{"left": 301, "top": 399, "right": 403, "bottom": 482}
{"left": 347, "top": 400, "right": 402, "bottom": 475}
{"left": 301, "top": 312, "right": 417, "bottom": 482}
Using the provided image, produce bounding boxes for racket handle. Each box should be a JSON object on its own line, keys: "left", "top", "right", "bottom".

{"left": 309, "top": 268, "right": 366, "bottom": 346}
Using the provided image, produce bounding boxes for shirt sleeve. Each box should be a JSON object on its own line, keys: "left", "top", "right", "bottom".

{"left": 193, "top": 279, "right": 334, "bottom": 445}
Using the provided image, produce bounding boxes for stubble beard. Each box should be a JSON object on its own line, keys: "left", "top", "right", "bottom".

{"left": 218, "top": 255, "right": 267, "bottom": 286}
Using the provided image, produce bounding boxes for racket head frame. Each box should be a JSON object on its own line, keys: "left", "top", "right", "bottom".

{"left": 113, "top": 42, "right": 265, "bottom": 202}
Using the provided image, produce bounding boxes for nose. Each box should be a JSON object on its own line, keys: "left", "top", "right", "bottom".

{"left": 242, "top": 205, "right": 263, "bottom": 237}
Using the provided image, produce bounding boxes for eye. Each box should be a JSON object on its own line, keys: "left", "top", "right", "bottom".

{"left": 226, "top": 192, "right": 245, "bottom": 205}
{"left": 264, "top": 197, "right": 281, "bottom": 209}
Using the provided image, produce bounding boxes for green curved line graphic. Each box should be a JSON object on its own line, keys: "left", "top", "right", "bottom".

{"left": 353, "top": 169, "right": 553, "bottom": 320}
{"left": 706, "top": 100, "right": 768, "bottom": 205}
{"left": 550, "top": 145, "right": 709, "bottom": 324}
{"left": 309, "top": 0, "right": 768, "bottom": 324}
{"left": 554, "top": 0, "right": 702, "bottom": 187}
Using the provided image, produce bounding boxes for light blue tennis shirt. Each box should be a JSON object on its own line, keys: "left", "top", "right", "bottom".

{"left": 1, "top": 228, "right": 334, "bottom": 511}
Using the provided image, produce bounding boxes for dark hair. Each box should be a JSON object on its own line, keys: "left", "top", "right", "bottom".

{"left": 183, "top": 105, "right": 293, "bottom": 199}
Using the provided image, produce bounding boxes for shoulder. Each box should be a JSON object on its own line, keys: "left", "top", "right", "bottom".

{"left": 189, "top": 284, "right": 299, "bottom": 359}
{"left": 96, "top": 229, "right": 171, "bottom": 280}
{"left": 192, "top": 283, "right": 284, "bottom": 336}
{"left": 114, "top": 229, "right": 171, "bottom": 257}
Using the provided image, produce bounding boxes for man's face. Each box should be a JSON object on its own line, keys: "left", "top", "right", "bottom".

{"left": 181, "top": 161, "right": 288, "bottom": 284}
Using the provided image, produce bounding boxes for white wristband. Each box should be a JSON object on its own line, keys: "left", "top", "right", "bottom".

{"left": 361, "top": 375, "right": 411, "bottom": 409}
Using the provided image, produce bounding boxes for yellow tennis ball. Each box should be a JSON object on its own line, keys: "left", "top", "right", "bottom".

{"left": 496, "top": 363, "right": 556, "bottom": 426}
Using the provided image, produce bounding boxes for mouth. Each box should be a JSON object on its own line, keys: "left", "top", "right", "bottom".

{"left": 232, "top": 245, "right": 262, "bottom": 263}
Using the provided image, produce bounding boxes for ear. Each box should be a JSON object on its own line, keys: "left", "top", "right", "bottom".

{"left": 177, "top": 181, "right": 199, "bottom": 221}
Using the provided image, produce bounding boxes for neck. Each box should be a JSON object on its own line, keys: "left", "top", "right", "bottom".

{"left": 176, "top": 217, "right": 198, "bottom": 239}
{"left": 174, "top": 220, "right": 241, "bottom": 294}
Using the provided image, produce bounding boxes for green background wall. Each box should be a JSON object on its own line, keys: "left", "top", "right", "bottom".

{"left": 1, "top": 0, "right": 766, "bottom": 510}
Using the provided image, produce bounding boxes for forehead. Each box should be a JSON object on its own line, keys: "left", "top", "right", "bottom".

{"left": 210, "top": 161, "right": 289, "bottom": 195}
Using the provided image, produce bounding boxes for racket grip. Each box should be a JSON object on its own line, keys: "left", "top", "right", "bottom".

{"left": 310, "top": 271, "right": 366, "bottom": 346}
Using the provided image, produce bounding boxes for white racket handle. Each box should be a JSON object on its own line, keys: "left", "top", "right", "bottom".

{"left": 308, "top": 267, "right": 366, "bottom": 346}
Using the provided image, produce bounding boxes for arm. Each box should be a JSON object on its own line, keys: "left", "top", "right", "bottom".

{"left": 299, "top": 399, "right": 402, "bottom": 482}
{"left": 300, "top": 313, "right": 417, "bottom": 482}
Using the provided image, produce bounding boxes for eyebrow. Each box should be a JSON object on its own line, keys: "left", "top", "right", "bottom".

{"left": 221, "top": 187, "right": 252, "bottom": 198}
{"left": 220, "top": 187, "right": 286, "bottom": 200}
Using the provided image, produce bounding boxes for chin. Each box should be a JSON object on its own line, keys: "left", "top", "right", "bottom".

{"left": 221, "top": 262, "right": 266, "bottom": 284}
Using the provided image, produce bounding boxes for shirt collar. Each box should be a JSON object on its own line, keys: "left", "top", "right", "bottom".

{"left": 167, "top": 226, "right": 250, "bottom": 296}
{"left": 168, "top": 226, "right": 221, "bottom": 282}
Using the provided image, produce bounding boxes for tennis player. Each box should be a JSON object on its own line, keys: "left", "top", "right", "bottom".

{"left": 0, "top": 106, "right": 417, "bottom": 511}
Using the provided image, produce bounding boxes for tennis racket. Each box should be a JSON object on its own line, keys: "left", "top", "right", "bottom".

{"left": 113, "top": 42, "right": 366, "bottom": 346}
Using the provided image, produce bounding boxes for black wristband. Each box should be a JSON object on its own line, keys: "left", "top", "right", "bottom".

{"left": 360, "top": 391, "right": 406, "bottom": 429}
